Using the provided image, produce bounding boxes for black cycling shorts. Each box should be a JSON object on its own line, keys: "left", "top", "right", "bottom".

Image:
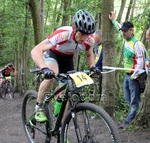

{"left": 44, "top": 50, "right": 74, "bottom": 73}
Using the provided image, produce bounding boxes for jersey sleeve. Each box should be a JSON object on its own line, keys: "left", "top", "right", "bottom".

{"left": 84, "top": 36, "right": 95, "bottom": 51}
{"left": 132, "top": 41, "right": 145, "bottom": 77}
{"left": 112, "top": 20, "right": 123, "bottom": 37}
{"left": 47, "top": 29, "right": 70, "bottom": 46}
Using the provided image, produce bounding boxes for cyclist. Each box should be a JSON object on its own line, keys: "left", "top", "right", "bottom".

{"left": 0, "top": 63, "right": 16, "bottom": 87}
{"left": 31, "top": 9, "right": 100, "bottom": 122}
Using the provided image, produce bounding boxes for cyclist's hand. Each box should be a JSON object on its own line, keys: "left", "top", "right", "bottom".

{"left": 90, "top": 66, "right": 101, "bottom": 75}
{"left": 41, "top": 67, "right": 55, "bottom": 79}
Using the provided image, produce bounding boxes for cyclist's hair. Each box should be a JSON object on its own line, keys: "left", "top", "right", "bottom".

{"left": 73, "top": 9, "right": 96, "bottom": 34}
{"left": 93, "top": 30, "right": 102, "bottom": 38}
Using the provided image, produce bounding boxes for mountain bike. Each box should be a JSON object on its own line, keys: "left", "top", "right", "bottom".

{"left": 22, "top": 68, "right": 121, "bottom": 143}
{"left": 0, "top": 76, "right": 14, "bottom": 99}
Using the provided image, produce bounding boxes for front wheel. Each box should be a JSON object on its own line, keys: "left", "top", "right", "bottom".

{"left": 7, "top": 83, "right": 14, "bottom": 99}
{"left": 22, "top": 90, "right": 52, "bottom": 143}
{"left": 61, "top": 102, "right": 121, "bottom": 143}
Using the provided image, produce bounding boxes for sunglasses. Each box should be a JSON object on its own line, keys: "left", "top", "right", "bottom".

{"left": 121, "top": 28, "right": 133, "bottom": 32}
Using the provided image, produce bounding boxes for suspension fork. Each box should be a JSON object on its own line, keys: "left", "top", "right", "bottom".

{"left": 68, "top": 92, "right": 83, "bottom": 143}
{"left": 82, "top": 110, "right": 91, "bottom": 136}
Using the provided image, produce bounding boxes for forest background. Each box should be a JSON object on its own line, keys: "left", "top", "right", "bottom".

{"left": 0, "top": 0, "right": 150, "bottom": 131}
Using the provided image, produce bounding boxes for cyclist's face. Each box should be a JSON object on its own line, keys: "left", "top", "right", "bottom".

{"left": 8, "top": 65, "right": 12, "bottom": 69}
{"left": 75, "top": 31, "right": 89, "bottom": 44}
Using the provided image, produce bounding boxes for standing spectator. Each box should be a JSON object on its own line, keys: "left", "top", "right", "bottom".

{"left": 93, "top": 30, "right": 103, "bottom": 71}
{"left": 93, "top": 30, "right": 103, "bottom": 96}
{"left": 109, "top": 11, "right": 148, "bottom": 129}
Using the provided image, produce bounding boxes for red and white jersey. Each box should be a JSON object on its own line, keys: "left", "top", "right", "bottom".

{"left": 47, "top": 26, "right": 95, "bottom": 56}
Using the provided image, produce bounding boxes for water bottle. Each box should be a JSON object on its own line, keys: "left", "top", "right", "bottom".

{"left": 54, "top": 97, "right": 62, "bottom": 117}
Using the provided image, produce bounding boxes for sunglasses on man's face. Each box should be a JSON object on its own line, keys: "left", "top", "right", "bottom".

{"left": 121, "top": 30, "right": 128, "bottom": 32}
{"left": 122, "top": 28, "right": 133, "bottom": 32}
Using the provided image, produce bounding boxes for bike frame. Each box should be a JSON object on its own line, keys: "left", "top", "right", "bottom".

{"left": 43, "top": 77, "right": 84, "bottom": 142}
{"left": 28, "top": 69, "right": 99, "bottom": 142}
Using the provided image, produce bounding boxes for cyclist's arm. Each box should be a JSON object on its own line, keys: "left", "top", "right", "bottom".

{"left": 12, "top": 67, "right": 17, "bottom": 76}
{"left": 31, "top": 38, "right": 54, "bottom": 68}
{"left": 1, "top": 67, "right": 7, "bottom": 72}
{"left": 85, "top": 49, "right": 95, "bottom": 68}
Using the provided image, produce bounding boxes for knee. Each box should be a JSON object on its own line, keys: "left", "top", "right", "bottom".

{"left": 44, "top": 78, "right": 56, "bottom": 85}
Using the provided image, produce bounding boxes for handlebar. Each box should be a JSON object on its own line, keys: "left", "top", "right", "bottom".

{"left": 30, "top": 68, "right": 100, "bottom": 81}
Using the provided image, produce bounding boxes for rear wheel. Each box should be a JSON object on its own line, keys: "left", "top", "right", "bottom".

{"left": 22, "top": 90, "right": 52, "bottom": 143}
{"left": 61, "top": 102, "right": 121, "bottom": 143}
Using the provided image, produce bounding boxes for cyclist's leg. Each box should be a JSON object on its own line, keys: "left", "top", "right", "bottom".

{"left": 37, "top": 61, "right": 58, "bottom": 103}
{"left": 0, "top": 73, "right": 3, "bottom": 88}
{"left": 35, "top": 50, "right": 59, "bottom": 122}
{"left": 0, "top": 72, "right": 5, "bottom": 88}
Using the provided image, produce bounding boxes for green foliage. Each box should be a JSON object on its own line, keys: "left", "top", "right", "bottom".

{"left": 78, "top": 51, "right": 89, "bottom": 71}
{"left": 1, "top": 0, "right": 150, "bottom": 98}
{"left": 0, "top": 0, "right": 29, "bottom": 65}
{"left": 115, "top": 94, "right": 129, "bottom": 122}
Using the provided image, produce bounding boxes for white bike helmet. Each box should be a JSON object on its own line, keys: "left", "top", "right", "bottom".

{"left": 73, "top": 9, "right": 96, "bottom": 34}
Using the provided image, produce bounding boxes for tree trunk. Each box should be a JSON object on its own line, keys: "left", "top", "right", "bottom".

{"left": 115, "top": 44, "right": 124, "bottom": 96}
{"left": 130, "top": 0, "right": 136, "bottom": 19}
{"left": 28, "top": 0, "right": 42, "bottom": 90}
{"left": 117, "top": 0, "right": 126, "bottom": 23}
{"left": 40, "top": 0, "right": 45, "bottom": 39}
{"left": 101, "top": 0, "right": 116, "bottom": 116}
{"left": 125, "top": 0, "right": 134, "bottom": 20}
{"left": 29, "top": 0, "right": 42, "bottom": 45}
{"left": 62, "top": 0, "right": 70, "bottom": 26}
{"left": 115, "top": 0, "right": 127, "bottom": 96}
{"left": 21, "top": 4, "right": 30, "bottom": 93}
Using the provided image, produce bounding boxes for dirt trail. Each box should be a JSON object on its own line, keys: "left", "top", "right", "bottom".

{"left": 0, "top": 93, "right": 150, "bottom": 143}
{"left": 0, "top": 94, "right": 27, "bottom": 143}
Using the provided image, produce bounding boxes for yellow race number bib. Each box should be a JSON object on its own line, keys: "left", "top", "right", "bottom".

{"left": 5, "top": 76, "right": 11, "bottom": 80}
{"left": 69, "top": 72, "right": 94, "bottom": 88}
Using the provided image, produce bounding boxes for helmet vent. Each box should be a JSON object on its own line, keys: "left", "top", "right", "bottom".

{"left": 73, "top": 9, "right": 96, "bottom": 34}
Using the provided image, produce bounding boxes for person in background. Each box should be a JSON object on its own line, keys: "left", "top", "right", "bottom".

{"left": 109, "top": 11, "right": 148, "bottom": 129}
{"left": 146, "top": 28, "right": 150, "bottom": 43}
{"left": 0, "top": 63, "right": 16, "bottom": 87}
{"left": 93, "top": 30, "right": 103, "bottom": 71}
{"left": 31, "top": 9, "right": 100, "bottom": 123}
{"left": 93, "top": 30, "right": 103, "bottom": 96}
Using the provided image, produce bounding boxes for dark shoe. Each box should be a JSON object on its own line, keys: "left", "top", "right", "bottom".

{"left": 120, "top": 121, "right": 129, "bottom": 129}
